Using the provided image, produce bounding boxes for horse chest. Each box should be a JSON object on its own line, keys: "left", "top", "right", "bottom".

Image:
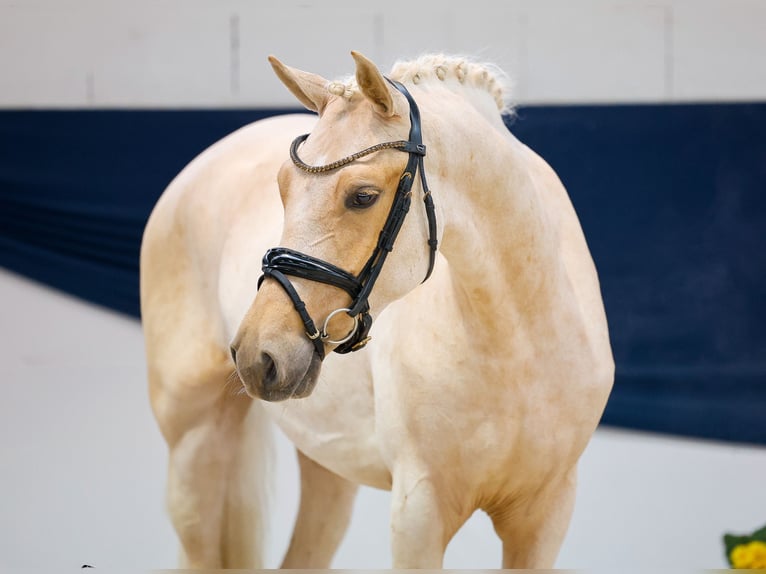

{"left": 260, "top": 274, "right": 605, "bottom": 494}
{"left": 262, "top": 352, "right": 394, "bottom": 489}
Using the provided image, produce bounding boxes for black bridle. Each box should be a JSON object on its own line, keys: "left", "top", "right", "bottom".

{"left": 258, "top": 79, "right": 437, "bottom": 359}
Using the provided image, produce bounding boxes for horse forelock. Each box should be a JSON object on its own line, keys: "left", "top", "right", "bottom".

{"left": 325, "top": 53, "right": 514, "bottom": 116}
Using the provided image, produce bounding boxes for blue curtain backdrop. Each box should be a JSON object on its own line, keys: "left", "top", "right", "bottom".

{"left": 1, "top": 104, "right": 764, "bottom": 445}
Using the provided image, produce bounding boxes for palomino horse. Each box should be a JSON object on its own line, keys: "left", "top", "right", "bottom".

{"left": 140, "top": 51, "right": 614, "bottom": 569}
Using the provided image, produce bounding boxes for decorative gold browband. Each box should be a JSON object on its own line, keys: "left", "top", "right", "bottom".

{"left": 289, "top": 135, "right": 413, "bottom": 174}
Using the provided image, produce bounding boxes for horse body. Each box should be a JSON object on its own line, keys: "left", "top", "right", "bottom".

{"left": 141, "top": 52, "right": 613, "bottom": 569}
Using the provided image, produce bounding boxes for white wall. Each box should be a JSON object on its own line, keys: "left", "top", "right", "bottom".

{"left": 0, "top": 0, "right": 765, "bottom": 108}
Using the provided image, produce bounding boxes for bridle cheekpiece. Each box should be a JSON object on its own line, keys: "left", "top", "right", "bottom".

{"left": 258, "top": 79, "right": 437, "bottom": 359}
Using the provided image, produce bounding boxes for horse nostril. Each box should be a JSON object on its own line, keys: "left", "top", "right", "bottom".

{"left": 260, "top": 352, "right": 279, "bottom": 389}
{"left": 230, "top": 345, "right": 237, "bottom": 363}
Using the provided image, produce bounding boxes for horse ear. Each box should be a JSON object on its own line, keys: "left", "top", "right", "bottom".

{"left": 351, "top": 51, "right": 395, "bottom": 118}
{"left": 268, "top": 55, "right": 330, "bottom": 114}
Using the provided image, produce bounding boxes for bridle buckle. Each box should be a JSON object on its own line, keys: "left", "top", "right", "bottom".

{"left": 350, "top": 336, "right": 372, "bottom": 351}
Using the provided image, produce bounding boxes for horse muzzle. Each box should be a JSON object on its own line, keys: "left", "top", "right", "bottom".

{"left": 230, "top": 332, "right": 322, "bottom": 402}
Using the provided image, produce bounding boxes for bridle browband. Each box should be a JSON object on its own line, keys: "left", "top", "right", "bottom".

{"left": 258, "top": 79, "right": 437, "bottom": 359}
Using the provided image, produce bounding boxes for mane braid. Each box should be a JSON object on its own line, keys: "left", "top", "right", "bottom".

{"left": 325, "top": 53, "right": 513, "bottom": 114}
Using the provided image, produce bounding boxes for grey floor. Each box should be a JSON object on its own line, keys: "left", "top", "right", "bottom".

{"left": 1, "top": 268, "right": 764, "bottom": 569}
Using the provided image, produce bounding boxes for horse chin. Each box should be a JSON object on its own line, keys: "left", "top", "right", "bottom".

{"left": 287, "top": 351, "right": 323, "bottom": 399}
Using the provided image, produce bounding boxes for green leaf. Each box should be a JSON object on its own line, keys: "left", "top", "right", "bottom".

{"left": 752, "top": 524, "right": 766, "bottom": 542}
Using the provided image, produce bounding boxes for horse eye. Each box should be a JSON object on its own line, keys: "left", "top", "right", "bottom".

{"left": 347, "top": 190, "right": 379, "bottom": 209}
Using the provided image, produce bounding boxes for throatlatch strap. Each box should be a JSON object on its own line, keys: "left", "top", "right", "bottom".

{"left": 420, "top": 159, "right": 437, "bottom": 282}
{"left": 387, "top": 79, "right": 438, "bottom": 282}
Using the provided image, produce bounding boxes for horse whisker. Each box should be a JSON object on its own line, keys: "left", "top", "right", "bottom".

{"left": 224, "top": 369, "right": 244, "bottom": 396}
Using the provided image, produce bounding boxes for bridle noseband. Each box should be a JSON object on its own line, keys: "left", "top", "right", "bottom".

{"left": 258, "top": 79, "right": 437, "bottom": 359}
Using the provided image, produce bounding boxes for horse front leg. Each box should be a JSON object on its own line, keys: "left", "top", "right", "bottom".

{"left": 280, "top": 450, "right": 359, "bottom": 568}
{"left": 389, "top": 463, "right": 467, "bottom": 568}
{"left": 152, "top": 367, "right": 268, "bottom": 569}
{"left": 488, "top": 469, "right": 578, "bottom": 568}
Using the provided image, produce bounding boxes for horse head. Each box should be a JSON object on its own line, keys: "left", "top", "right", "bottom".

{"left": 230, "top": 52, "right": 436, "bottom": 401}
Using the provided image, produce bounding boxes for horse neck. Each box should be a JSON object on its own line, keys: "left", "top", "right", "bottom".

{"left": 425, "top": 98, "right": 562, "bottom": 327}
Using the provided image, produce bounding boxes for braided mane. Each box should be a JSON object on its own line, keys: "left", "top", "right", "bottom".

{"left": 326, "top": 54, "right": 513, "bottom": 115}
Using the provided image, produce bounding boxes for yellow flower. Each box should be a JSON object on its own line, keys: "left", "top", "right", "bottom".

{"left": 731, "top": 540, "right": 766, "bottom": 569}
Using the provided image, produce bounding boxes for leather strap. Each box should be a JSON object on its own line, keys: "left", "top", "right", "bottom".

{"left": 262, "top": 247, "right": 362, "bottom": 296}
{"left": 258, "top": 267, "right": 326, "bottom": 359}
{"left": 388, "top": 79, "right": 437, "bottom": 281}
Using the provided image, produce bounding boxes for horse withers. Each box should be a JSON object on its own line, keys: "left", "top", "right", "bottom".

{"left": 140, "top": 51, "right": 614, "bottom": 569}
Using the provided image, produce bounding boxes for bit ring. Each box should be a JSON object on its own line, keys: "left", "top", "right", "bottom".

{"left": 320, "top": 308, "right": 360, "bottom": 345}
